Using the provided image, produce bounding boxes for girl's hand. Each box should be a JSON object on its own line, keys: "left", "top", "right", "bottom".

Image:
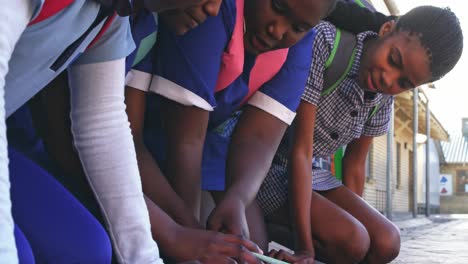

{"left": 268, "top": 249, "right": 316, "bottom": 264}
{"left": 207, "top": 196, "right": 250, "bottom": 239}
{"left": 171, "top": 226, "right": 262, "bottom": 264}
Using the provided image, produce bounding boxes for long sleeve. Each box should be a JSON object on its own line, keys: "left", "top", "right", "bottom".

{"left": 0, "top": 0, "right": 34, "bottom": 262}
{"left": 68, "top": 59, "right": 163, "bottom": 264}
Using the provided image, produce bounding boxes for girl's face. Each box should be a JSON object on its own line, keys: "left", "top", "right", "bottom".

{"left": 99, "top": 0, "right": 222, "bottom": 19}
{"left": 359, "top": 21, "right": 432, "bottom": 95}
{"left": 244, "top": 0, "right": 331, "bottom": 55}
{"left": 160, "top": 0, "right": 223, "bottom": 35}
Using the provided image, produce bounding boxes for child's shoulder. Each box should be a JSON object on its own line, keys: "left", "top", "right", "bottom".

{"left": 314, "top": 21, "right": 338, "bottom": 42}
{"left": 312, "top": 21, "right": 339, "bottom": 55}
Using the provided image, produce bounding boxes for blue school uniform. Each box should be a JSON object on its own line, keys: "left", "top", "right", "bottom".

{"left": 126, "top": 0, "right": 315, "bottom": 190}
{"left": 125, "top": 10, "right": 159, "bottom": 74}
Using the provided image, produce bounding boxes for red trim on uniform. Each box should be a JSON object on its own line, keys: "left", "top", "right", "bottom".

{"left": 28, "top": 0, "right": 74, "bottom": 25}
{"left": 86, "top": 12, "right": 117, "bottom": 49}
{"left": 243, "top": 49, "right": 288, "bottom": 103}
{"left": 215, "top": 0, "right": 289, "bottom": 104}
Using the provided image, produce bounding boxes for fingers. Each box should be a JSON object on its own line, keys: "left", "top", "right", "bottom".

{"left": 267, "top": 250, "right": 316, "bottom": 264}
{"left": 267, "top": 249, "right": 278, "bottom": 258}
{"left": 198, "top": 255, "right": 238, "bottom": 264}
{"left": 267, "top": 249, "right": 293, "bottom": 261}
{"left": 238, "top": 250, "right": 263, "bottom": 264}
{"left": 209, "top": 234, "right": 261, "bottom": 264}
{"left": 206, "top": 211, "right": 223, "bottom": 232}
{"left": 223, "top": 234, "right": 263, "bottom": 254}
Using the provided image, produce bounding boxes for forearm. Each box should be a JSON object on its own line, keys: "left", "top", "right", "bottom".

{"left": 225, "top": 141, "right": 276, "bottom": 206}
{"left": 342, "top": 136, "right": 373, "bottom": 197}
{"left": 144, "top": 195, "right": 184, "bottom": 260}
{"left": 289, "top": 156, "right": 313, "bottom": 251}
{"left": 342, "top": 161, "right": 366, "bottom": 196}
{"left": 68, "top": 59, "right": 161, "bottom": 264}
{"left": 164, "top": 101, "right": 208, "bottom": 217}
{"left": 135, "top": 141, "right": 200, "bottom": 228}
{"left": 166, "top": 141, "right": 204, "bottom": 215}
{"left": 0, "top": 0, "right": 32, "bottom": 262}
{"left": 225, "top": 108, "right": 286, "bottom": 206}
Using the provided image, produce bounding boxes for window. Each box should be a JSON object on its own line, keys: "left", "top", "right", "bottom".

{"left": 396, "top": 142, "right": 401, "bottom": 188}
{"left": 456, "top": 170, "right": 468, "bottom": 193}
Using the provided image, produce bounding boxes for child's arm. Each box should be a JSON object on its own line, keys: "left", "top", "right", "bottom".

{"left": 284, "top": 23, "right": 332, "bottom": 255}
{"left": 161, "top": 100, "right": 209, "bottom": 218}
{"left": 0, "top": 0, "right": 35, "bottom": 262}
{"left": 342, "top": 136, "right": 374, "bottom": 196}
{"left": 68, "top": 59, "right": 163, "bottom": 263}
{"left": 324, "top": 0, "right": 396, "bottom": 34}
{"left": 208, "top": 105, "right": 289, "bottom": 238}
{"left": 288, "top": 102, "right": 317, "bottom": 254}
{"left": 153, "top": 8, "right": 227, "bottom": 215}
{"left": 208, "top": 30, "right": 318, "bottom": 239}
{"left": 125, "top": 86, "right": 201, "bottom": 227}
{"left": 345, "top": 96, "right": 393, "bottom": 195}
{"left": 143, "top": 195, "right": 263, "bottom": 264}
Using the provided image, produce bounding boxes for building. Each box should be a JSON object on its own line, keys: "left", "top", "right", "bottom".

{"left": 439, "top": 118, "right": 468, "bottom": 213}
{"left": 363, "top": 88, "right": 449, "bottom": 216}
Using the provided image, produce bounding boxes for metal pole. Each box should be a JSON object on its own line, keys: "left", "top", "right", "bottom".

{"left": 425, "top": 100, "right": 431, "bottom": 217}
{"left": 383, "top": 0, "right": 400, "bottom": 15}
{"left": 386, "top": 104, "right": 394, "bottom": 220}
{"left": 413, "top": 89, "right": 419, "bottom": 218}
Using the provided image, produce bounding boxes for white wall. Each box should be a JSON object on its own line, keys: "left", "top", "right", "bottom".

{"left": 417, "top": 139, "right": 441, "bottom": 207}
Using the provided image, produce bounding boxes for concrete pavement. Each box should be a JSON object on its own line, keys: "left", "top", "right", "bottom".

{"left": 393, "top": 214, "right": 468, "bottom": 263}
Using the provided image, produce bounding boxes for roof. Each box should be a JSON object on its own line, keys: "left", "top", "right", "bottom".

{"left": 394, "top": 92, "right": 449, "bottom": 141}
{"left": 441, "top": 133, "right": 468, "bottom": 164}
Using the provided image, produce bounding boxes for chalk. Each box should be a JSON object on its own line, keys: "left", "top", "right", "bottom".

{"left": 252, "top": 252, "right": 289, "bottom": 264}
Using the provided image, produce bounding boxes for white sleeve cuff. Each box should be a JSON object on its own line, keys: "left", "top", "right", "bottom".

{"left": 248, "top": 92, "right": 296, "bottom": 125}
{"left": 125, "top": 69, "right": 152, "bottom": 92}
{"left": 149, "top": 75, "right": 213, "bottom": 111}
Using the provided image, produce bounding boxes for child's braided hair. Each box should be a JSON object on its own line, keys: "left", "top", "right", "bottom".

{"left": 396, "top": 6, "right": 463, "bottom": 82}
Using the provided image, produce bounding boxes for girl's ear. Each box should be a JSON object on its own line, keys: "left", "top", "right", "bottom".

{"left": 378, "top": 20, "right": 396, "bottom": 37}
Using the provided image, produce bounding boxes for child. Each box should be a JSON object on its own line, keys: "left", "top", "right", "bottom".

{"left": 125, "top": 0, "right": 334, "bottom": 249}
{"left": 256, "top": 5, "right": 463, "bottom": 263}
{"left": 0, "top": 0, "right": 212, "bottom": 263}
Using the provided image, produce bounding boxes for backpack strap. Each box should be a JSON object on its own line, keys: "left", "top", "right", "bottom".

{"left": 366, "top": 94, "right": 392, "bottom": 122}
{"left": 320, "top": 28, "right": 358, "bottom": 97}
